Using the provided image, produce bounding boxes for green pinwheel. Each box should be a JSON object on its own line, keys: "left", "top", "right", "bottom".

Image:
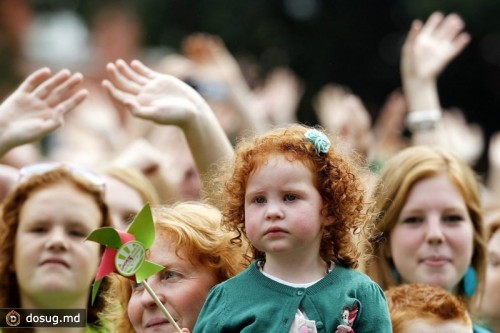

{"left": 86, "top": 203, "right": 163, "bottom": 304}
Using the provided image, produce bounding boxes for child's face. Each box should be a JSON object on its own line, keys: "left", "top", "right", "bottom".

{"left": 389, "top": 174, "right": 474, "bottom": 292}
{"left": 244, "top": 155, "right": 325, "bottom": 258}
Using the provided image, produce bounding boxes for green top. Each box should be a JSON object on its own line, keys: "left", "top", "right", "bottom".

{"left": 194, "top": 261, "right": 392, "bottom": 333}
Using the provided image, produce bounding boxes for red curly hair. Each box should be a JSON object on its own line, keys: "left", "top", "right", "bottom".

{"left": 385, "top": 283, "right": 472, "bottom": 332}
{"left": 207, "top": 124, "right": 373, "bottom": 268}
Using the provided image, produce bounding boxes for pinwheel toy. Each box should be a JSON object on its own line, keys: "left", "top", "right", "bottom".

{"left": 87, "top": 203, "right": 182, "bottom": 333}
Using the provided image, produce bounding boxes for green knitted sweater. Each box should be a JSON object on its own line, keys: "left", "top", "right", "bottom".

{"left": 194, "top": 261, "right": 392, "bottom": 332}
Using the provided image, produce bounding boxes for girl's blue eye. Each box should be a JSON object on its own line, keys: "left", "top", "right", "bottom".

{"left": 284, "top": 194, "right": 296, "bottom": 201}
{"left": 254, "top": 196, "right": 266, "bottom": 204}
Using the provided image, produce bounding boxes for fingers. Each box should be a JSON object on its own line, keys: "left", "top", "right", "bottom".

{"left": 102, "top": 79, "right": 133, "bottom": 105}
{"left": 54, "top": 88, "right": 88, "bottom": 115}
{"left": 420, "top": 11, "right": 444, "bottom": 37}
{"left": 45, "top": 72, "right": 85, "bottom": 107}
{"left": 403, "top": 20, "right": 423, "bottom": 52}
{"left": 106, "top": 61, "right": 142, "bottom": 94}
{"left": 19, "top": 67, "right": 52, "bottom": 93}
{"left": 420, "top": 12, "right": 470, "bottom": 49}
{"left": 115, "top": 59, "right": 149, "bottom": 85}
{"left": 130, "top": 59, "right": 157, "bottom": 80}
{"left": 434, "top": 13, "right": 464, "bottom": 41}
{"left": 31, "top": 69, "right": 71, "bottom": 99}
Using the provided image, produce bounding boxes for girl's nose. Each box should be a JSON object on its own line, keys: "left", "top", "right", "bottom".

{"left": 265, "top": 202, "right": 284, "bottom": 221}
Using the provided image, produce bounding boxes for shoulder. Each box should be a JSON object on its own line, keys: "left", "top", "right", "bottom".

{"left": 333, "top": 266, "right": 382, "bottom": 288}
{"left": 215, "top": 261, "right": 257, "bottom": 287}
{"left": 327, "top": 266, "right": 388, "bottom": 306}
{"left": 205, "top": 263, "right": 258, "bottom": 298}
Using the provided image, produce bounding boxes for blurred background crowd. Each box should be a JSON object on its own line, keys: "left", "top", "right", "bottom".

{"left": 2, "top": 0, "right": 500, "bottom": 173}
{"left": 1, "top": 0, "right": 500, "bottom": 331}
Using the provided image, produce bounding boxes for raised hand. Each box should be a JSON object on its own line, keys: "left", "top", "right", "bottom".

{"left": 182, "top": 33, "right": 243, "bottom": 85}
{"left": 0, "top": 68, "right": 88, "bottom": 157}
{"left": 313, "top": 83, "right": 372, "bottom": 156}
{"left": 102, "top": 59, "right": 210, "bottom": 129}
{"left": 402, "top": 12, "right": 470, "bottom": 82}
{"left": 401, "top": 12, "right": 470, "bottom": 113}
{"left": 102, "top": 59, "right": 233, "bottom": 178}
{"left": 440, "top": 108, "right": 483, "bottom": 165}
{"left": 254, "top": 67, "right": 303, "bottom": 126}
{"left": 372, "top": 89, "right": 409, "bottom": 161}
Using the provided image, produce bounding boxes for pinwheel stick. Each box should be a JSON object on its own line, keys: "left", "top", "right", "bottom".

{"left": 143, "top": 280, "right": 182, "bottom": 333}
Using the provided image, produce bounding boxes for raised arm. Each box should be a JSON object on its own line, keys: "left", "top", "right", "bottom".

{"left": 102, "top": 59, "right": 233, "bottom": 177}
{"left": 0, "top": 68, "right": 88, "bottom": 158}
{"left": 401, "top": 12, "right": 470, "bottom": 145}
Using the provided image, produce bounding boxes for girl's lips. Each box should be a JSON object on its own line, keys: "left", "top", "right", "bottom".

{"left": 265, "top": 226, "right": 287, "bottom": 235}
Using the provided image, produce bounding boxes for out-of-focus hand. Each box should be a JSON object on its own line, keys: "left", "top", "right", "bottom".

{"left": 372, "top": 89, "right": 409, "bottom": 161}
{"left": 0, "top": 67, "right": 88, "bottom": 156}
{"left": 441, "top": 108, "right": 483, "bottom": 165}
{"left": 102, "top": 59, "right": 209, "bottom": 129}
{"left": 489, "top": 132, "right": 500, "bottom": 168}
{"left": 314, "top": 83, "right": 372, "bottom": 155}
{"left": 182, "top": 33, "right": 243, "bottom": 85}
{"left": 254, "top": 67, "right": 303, "bottom": 125}
{"left": 401, "top": 12, "right": 470, "bottom": 82}
{"left": 486, "top": 132, "right": 500, "bottom": 206}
